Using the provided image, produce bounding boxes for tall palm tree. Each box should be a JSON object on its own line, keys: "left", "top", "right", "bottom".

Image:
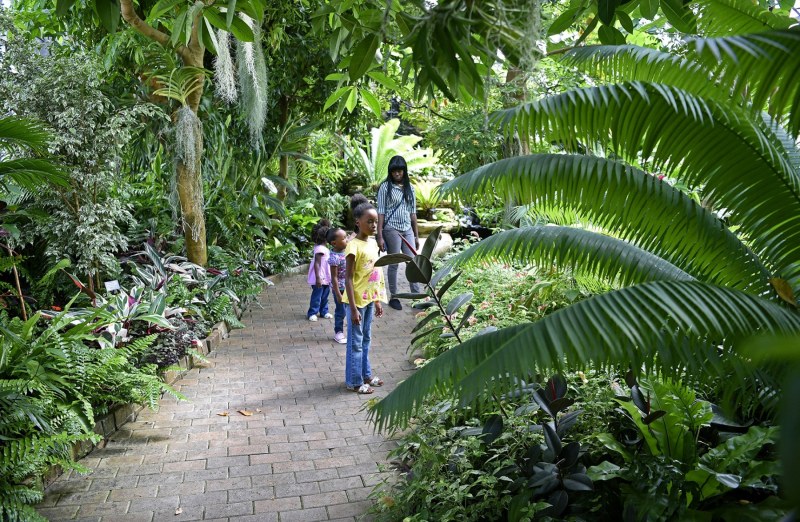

{"left": 370, "top": 15, "right": 800, "bottom": 430}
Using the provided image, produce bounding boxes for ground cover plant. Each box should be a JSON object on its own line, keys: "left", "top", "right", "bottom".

{"left": 373, "top": 230, "right": 789, "bottom": 519}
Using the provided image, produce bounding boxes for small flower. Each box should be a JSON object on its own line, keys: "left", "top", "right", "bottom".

{"left": 577, "top": 371, "right": 588, "bottom": 384}
{"left": 657, "top": 174, "right": 666, "bottom": 181}
{"left": 479, "top": 301, "right": 490, "bottom": 310}
{"left": 467, "top": 316, "right": 478, "bottom": 326}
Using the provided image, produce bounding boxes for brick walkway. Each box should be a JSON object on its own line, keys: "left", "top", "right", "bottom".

{"left": 37, "top": 273, "right": 418, "bottom": 521}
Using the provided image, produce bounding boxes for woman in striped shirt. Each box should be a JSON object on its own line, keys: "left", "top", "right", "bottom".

{"left": 376, "top": 155, "right": 421, "bottom": 310}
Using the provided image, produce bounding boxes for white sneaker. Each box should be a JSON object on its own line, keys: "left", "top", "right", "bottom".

{"left": 308, "top": 315, "right": 318, "bottom": 322}
{"left": 333, "top": 332, "right": 347, "bottom": 344}
{"left": 323, "top": 313, "right": 334, "bottom": 319}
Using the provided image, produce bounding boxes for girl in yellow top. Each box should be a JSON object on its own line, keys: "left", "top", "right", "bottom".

{"left": 343, "top": 199, "right": 387, "bottom": 394}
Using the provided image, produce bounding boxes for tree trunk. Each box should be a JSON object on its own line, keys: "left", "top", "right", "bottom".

{"left": 179, "top": 62, "right": 208, "bottom": 266}
{"left": 119, "top": 0, "right": 208, "bottom": 266}
{"left": 505, "top": 67, "right": 529, "bottom": 156}
{"left": 277, "top": 94, "right": 290, "bottom": 200}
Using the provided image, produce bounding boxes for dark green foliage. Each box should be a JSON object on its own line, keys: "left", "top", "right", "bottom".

{"left": 0, "top": 309, "right": 172, "bottom": 518}
{"left": 587, "top": 377, "right": 785, "bottom": 519}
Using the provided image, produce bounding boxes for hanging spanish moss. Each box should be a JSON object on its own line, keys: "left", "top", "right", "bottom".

{"left": 236, "top": 14, "right": 268, "bottom": 146}
{"left": 519, "top": 0, "right": 544, "bottom": 72}
{"left": 214, "top": 29, "right": 237, "bottom": 103}
{"left": 174, "top": 104, "right": 202, "bottom": 175}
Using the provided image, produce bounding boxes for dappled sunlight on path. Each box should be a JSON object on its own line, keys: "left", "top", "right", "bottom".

{"left": 37, "top": 273, "right": 417, "bottom": 521}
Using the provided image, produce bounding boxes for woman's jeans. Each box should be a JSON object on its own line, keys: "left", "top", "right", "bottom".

{"left": 345, "top": 303, "right": 373, "bottom": 387}
{"left": 333, "top": 290, "right": 346, "bottom": 333}
{"left": 383, "top": 226, "right": 421, "bottom": 296}
{"left": 307, "top": 284, "right": 330, "bottom": 318}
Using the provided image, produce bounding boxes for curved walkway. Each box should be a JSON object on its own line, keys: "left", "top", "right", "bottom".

{"left": 37, "top": 273, "right": 417, "bottom": 522}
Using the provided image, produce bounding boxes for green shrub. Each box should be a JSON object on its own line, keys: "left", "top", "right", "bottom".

{"left": 0, "top": 309, "right": 174, "bottom": 519}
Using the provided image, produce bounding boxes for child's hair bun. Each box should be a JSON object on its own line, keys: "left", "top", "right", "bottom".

{"left": 312, "top": 219, "right": 331, "bottom": 244}
{"left": 350, "top": 193, "right": 369, "bottom": 211}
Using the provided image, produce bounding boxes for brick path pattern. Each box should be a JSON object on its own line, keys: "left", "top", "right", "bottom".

{"left": 38, "top": 273, "right": 417, "bottom": 522}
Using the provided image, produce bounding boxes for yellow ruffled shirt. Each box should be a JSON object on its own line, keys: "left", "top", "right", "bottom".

{"left": 342, "top": 237, "right": 387, "bottom": 308}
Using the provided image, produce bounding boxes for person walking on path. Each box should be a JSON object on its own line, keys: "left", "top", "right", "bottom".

{"left": 327, "top": 226, "right": 348, "bottom": 344}
{"left": 343, "top": 199, "right": 386, "bottom": 394}
{"left": 306, "top": 219, "right": 332, "bottom": 321}
{"left": 376, "top": 155, "right": 421, "bottom": 310}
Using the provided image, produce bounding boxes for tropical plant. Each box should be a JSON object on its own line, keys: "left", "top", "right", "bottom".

{"left": 0, "top": 116, "right": 68, "bottom": 192}
{"left": 343, "top": 118, "right": 438, "bottom": 187}
{"left": 0, "top": 22, "right": 162, "bottom": 286}
{"left": 369, "top": 10, "right": 800, "bottom": 441}
{"left": 0, "top": 306, "right": 173, "bottom": 520}
{"left": 587, "top": 376, "right": 782, "bottom": 519}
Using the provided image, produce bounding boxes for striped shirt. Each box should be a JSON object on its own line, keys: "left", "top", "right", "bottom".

{"left": 376, "top": 182, "right": 416, "bottom": 231}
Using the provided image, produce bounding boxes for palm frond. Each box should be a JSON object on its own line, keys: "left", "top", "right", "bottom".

{"left": 563, "top": 31, "right": 800, "bottom": 137}
{"left": 0, "top": 116, "right": 51, "bottom": 152}
{"left": 492, "top": 84, "right": 800, "bottom": 290}
{"left": 0, "top": 158, "right": 69, "bottom": 189}
{"left": 693, "top": 0, "right": 794, "bottom": 37}
{"left": 561, "top": 46, "right": 719, "bottom": 100}
{"left": 370, "top": 281, "right": 800, "bottom": 431}
{"left": 440, "top": 154, "right": 769, "bottom": 292}
{"left": 691, "top": 30, "right": 800, "bottom": 136}
{"left": 449, "top": 225, "right": 694, "bottom": 287}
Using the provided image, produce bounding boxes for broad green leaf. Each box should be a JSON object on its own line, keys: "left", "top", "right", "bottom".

{"left": 587, "top": 461, "right": 624, "bottom": 481}
{"left": 660, "top": 0, "right": 697, "bottom": 32}
{"left": 344, "top": 87, "right": 358, "bottom": 112}
{"left": 201, "top": 18, "right": 218, "bottom": 53}
{"left": 640, "top": 0, "right": 659, "bottom": 19}
{"left": 437, "top": 272, "right": 462, "bottom": 300}
{"left": 148, "top": 0, "right": 183, "bottom": 21}
{"left": 413, "top": 311, "right": 443, "bottom": 333}
{"left": 598, "top": 24, "right": 626, "bottom": 44}
{"left": 323, "top": 86, "right": 352, "bottom": 111}
{"left": 228, "top": 14, "right": 255, "bottom": 42}
{"left": 203, "top": 7, "right": 228, "bottom": 31}
{"left": 374, "top": 252, "right": 414, "bottom": 267}
{"left": 547, "top": 7, "right": 581, "bottom": 35}
{"left": 367, "top": 71, "right": 399, "bottom": 90}
{"left": 360, "top": 88, "right": 383, "bottom": 118}
{"left": 56, "top": 0, "right": 77, "bottom": 17}
{"left": 617, "top": 10, "right": 634, "bottom": 32}
{"left": 481, "top": 414, "right": 503, "bottom": 444}
{"left": 421, "top": 226, "right": 442, "bottom": 260}
{"left": 445, "top": 292, "right": 472, "bottom": 316}
{"left": 95, "top": 0, "right": 120, "bottom": 33}
{"left": 414, "top": 255, "right": 433, "bottom": 282}
{"left": 226, "top": 0, "right": 236, "bottom": 28}
{"left": 170, "top": 10, "right": 187, "bottom": 46}
{"left": 597, "top": 0, "right": 620, "bottom": 24}
{"left": 369, "top": 281, "right": 800, "bottom": 431}
{"left": 348, "top": 34, "right": 379, "bottom": 81}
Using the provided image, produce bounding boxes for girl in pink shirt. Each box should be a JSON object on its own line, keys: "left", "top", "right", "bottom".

{"left": 306, "top": 219, "right": 332, "bottom": 322}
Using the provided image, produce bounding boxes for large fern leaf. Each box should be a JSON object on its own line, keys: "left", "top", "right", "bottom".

{"left": 370, "top": 281, "right": 800, "bottom": 431}
{"left": 492, "top": 83, "right": 800, "bottom": 289}
{"left": 440, "top": 154, "right": 770, "bottom": 292}
{"left": 447, "top": 225, "right": 694, "bottom": 287}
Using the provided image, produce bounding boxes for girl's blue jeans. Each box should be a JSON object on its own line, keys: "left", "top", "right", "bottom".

{"left": 307, "top": 284, "right": 330, "bottom": 318}
{"left": 345, "top": 302, "right": 373, "bottom": 388}
{"left": 333, "top": 290, "right": 346, "bottom": 334}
